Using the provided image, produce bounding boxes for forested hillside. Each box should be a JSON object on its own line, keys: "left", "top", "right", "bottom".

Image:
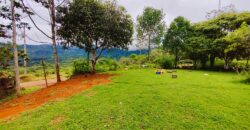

{"left": 21, "top": 44, "right": 147, "bottom": 64}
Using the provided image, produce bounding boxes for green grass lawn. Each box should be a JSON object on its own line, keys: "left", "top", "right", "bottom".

{"left": 0, "top": 69, "right": 249, "bottom": 129}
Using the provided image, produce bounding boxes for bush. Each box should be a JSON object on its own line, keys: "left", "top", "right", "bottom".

{"left": 72, "top": 59, "right": 91, "bottom": 75}
{"left": 240, "top": 68, "right": 250, "bottom": 84}
{"left": 20, "top": 74, "right": 35, "bottom": 82}
{"left": 96, "top": 58, "right": 120, "bottom": 72}
{"left": 119, "top": 57, "right": 132, "bottom": 66}
{"left": 156, "top": 57, "right": 174, "bottom": 69}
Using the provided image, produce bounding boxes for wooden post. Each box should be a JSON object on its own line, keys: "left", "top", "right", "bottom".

{"left": 23, "top": 24, "right": 27, "bottom": 74}
{"left": 42, "top": 59, "right": 48, "bottom": 88}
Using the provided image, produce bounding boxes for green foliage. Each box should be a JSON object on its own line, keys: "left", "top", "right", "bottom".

{"left": 136, "top": 7, "right": 165, "bottom": 58}
{"left": 96, "top": 58, "right": 120, "bottom": 72}
{"left": 72, "top": 59, "right": 91, "bottom": 75}
{"left": 119, "top": 54, "right": 147, "bottom": 67}
{"left": 163, "top": 16, "right": 191, "bottom": 68}
{"left": 0, "top": 43, "right": 13, "bottom": 69}
{"left": 225, "top": 22, "right": 250, "bottom": 60}
{"left": 156, "top": 57, "right": 174, "bottom": 69}
{"left": 149, "top": 11, "right": 250, "bottom": 71}
{"left": 58, "top": 0, "right": 133, "bottom": 73}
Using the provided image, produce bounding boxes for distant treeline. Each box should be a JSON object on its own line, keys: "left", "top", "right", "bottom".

{"left": 20, "top": 44, "right": 148, "bottom": 64}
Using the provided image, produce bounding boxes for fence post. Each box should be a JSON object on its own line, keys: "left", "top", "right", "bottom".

{"left": 42, "top": 59, "right": 48, "bottom": 88}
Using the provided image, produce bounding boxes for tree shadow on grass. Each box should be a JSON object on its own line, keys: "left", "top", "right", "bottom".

{"left": 231, "top": 78, "right": 250, "bottom": 85}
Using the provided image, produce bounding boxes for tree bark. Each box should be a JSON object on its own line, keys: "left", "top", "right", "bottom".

{"left": 91, "top": 50, "right": 97, "bottom": 74}
{"left": 193, "top": 60, "right": 197, "bottom": 69}
{"left": 23, "top": 25, "right": 27, "bottom": 74}
{"left": 42, "top": 59, "right": 48, "bottom": 88}
{"left": 147, "top": 34, "right": 151, "bottom": 60}
{"left": 210, "top": 53, "right": 215, "bottom": 68}
{"left": 224, "top": 55, "right": 230, "bottom": 70}
{"left": 246, "top": 56, "right": 249, "bottom": 67}
{"left": 174, "top": 48, "right": 178, "bottom": 68}
{"left": 50, "top": 0, "right": 61, "bottom": 82}
{"left": 87, "top": 51, "right": 90, "bottom": 66}
{"left": 11, "top": 0, "right": 20, "bottom": 95}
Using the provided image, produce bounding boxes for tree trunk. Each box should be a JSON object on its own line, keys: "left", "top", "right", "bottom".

{"left": 174, "top": 49, "right": 178, "bottom": 68}
{"left": 42, "top": 60, "right": 48, "bottom": 88}
{"left": 23, "top": 25, "right": 27, "bottom": 74}
{"left": 91, "top": 50, "right": 97, "bottom": 74}
{"left": 193, "top": 60, "right": 197, "bottom": 69}
{"left": 246, "top": 56, "right": 249, "bottom": 67}
{"left": 147, "top": 35, "right": 151, "bottom": 61}
{"left": 224, "top": 55, "right": 230, "bottom": 70}
{"left": 87, "top": 51, "right": 90, "bottom": 66}
{"left": 11, "top": 0, "right": 20, "bottom": 95}
{"left": 50, "top": 0, "right": 61, "bottom": 82}
{"left": 210, "top": 53, "right": 215, "bottom": 68}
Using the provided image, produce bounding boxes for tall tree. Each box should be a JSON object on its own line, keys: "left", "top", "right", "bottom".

{"left": 163, "top": 16, "right": 191, "bottom": 68}
{"left": 11, "top": 0, "right": 20, "bottom": 94}
{"left": 17, "top": 22, "right": 30, "bottom": 74}
{"left": 195, "top": 12, "right": 250, "bottom": 69}
{"left": 58, "top": 0, "right": 133, "bottom": 73}
{"left": 21, "top": 0, "right": 62, "bottom": 82}
{"left": 225, "top": 22, "right": 250, "bottom": 67}
{"left": 186, "top": 30, "right": 210, "bottom": 69}
{"left": 136, "top": 7, "right": 165, "bottom": 60}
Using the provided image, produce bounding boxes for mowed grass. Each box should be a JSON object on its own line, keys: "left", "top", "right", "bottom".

{"left": 0, "top": 69, "right": 249, "bottom": 129}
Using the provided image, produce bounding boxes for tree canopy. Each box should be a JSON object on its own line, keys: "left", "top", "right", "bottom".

{"left": 58, "top": 0, "right": 133, "bottom": 73}
{"left": 136, "top": 7, "right": 165, "bottom": 60}
{"left": 163, "top": 16, "right": 191, "bottom": 68}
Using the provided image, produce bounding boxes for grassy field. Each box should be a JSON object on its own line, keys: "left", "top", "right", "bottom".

{"left": 0, "top": 69, "right": 249, "bottom": 129}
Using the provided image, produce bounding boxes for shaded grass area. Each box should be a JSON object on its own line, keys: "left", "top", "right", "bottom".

{"left": 0, "top": 69, "right": 249, "bottom": 129}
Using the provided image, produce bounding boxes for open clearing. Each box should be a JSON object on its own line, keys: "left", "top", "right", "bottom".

{"left": 0, "top": 69, "right": 249, "bottom": 129}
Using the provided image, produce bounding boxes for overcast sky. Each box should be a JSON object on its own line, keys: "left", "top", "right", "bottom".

{"left": 1, "top": 0, "right": 250, "bottom": 48}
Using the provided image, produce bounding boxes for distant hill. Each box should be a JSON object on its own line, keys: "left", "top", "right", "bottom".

{"left": 21, "top": 44, "right": 147, "bottom": 64}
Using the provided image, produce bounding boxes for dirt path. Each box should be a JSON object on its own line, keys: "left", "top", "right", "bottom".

{"left": 21, "top": 78, "right": 67, "bottom": 88}
{"left": 0, "top": 74, "right": 115, "bottom": 119}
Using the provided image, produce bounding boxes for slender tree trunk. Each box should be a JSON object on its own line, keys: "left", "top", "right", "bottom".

{"left": 91, "top": 50, "right": 97, "bottom": 74}
{"left": 210, "top": 53, "right": 215, "bottom": 68}
{"left": 224, "top": 54, "right": 230, "bottom": 70}
{"left": 194, "top": 60, "right": 197, "bottom": 69}
{"left": 11, "top": 0, "right": 20, "bottom": 95}
{"left": 147, "top": 35, "right": 151, "bottom": 60}
{"left": 42, "top": 59, "right": 48, "bottom": 88}
{"left": 87, "top": 51, "right": 90, "bottom": 66}
{"left": 23, "top": 26, "right": 27, "bottom": 74}
{"left": 174, "top": 48, "right": 178, "bottom": 68}
{"left": 246, "top": 56, "right": 249, "bottom": 67}
{"left": 50, "top": 0, "right": 61, "bottom": 82}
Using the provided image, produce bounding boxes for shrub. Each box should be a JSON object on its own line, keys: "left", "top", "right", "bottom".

{"left": 96, "top": 58, "right": 120, "bottom": 72}
{"left": 20, "top": 75, "right": 35, "bottom": 82}
{"left": 119, "top": 57, "right": 132, "bottom": 66}
{"left": 72, "top": 59, "right": 91, "bottom": 75}
{"left": 156, "top": 57, "right": 174, "bottom": 69}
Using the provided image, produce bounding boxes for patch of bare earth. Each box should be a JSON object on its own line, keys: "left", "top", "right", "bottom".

{"left": 0, "top": 74, "right": 116, "bottom": 119}
{"left": 84, "top": 91, "right": 97, "bottom": 98}
{"left": 50, "top": 116, "right": 66, "bottom": 125}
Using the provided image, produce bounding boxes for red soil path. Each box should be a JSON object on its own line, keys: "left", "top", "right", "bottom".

{"left": 0, "top": 74, "right": 115, "bottom": 119}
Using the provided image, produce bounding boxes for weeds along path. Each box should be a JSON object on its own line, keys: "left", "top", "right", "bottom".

{"left": 0, "top": 74, "right": 115, "bottom": 119}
